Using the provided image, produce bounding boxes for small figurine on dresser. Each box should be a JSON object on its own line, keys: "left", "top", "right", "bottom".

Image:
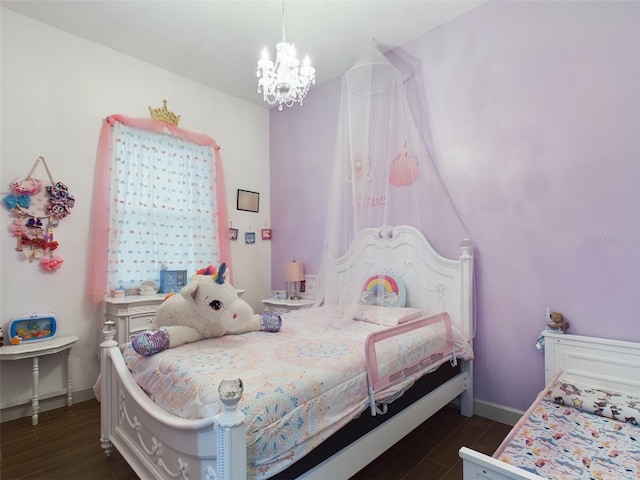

{"left": 536, "top": 307, "right": 569, "bottom": 353}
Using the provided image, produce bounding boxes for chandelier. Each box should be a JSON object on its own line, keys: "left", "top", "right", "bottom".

{"left": 257, "top": 0, "right": 316, "bottom": 110}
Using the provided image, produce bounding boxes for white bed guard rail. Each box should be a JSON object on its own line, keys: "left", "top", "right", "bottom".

{"left": 365, "top": 312, "right": 456, "bottom": 416}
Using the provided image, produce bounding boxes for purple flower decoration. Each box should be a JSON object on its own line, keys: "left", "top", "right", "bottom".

{"left": 46, "top": 200, "right": 71, "bottom": 219}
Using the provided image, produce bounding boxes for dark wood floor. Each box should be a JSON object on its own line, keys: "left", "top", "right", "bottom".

{"left": 0, "top": 399, "right": 511, "bottom": 479}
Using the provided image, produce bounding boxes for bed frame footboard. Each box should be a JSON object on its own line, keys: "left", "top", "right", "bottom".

{"left": 100, "top": 320, "right": 246, "bottom": 480}
{"left": 459, "top": 447, "right": 544, "bottom": 480}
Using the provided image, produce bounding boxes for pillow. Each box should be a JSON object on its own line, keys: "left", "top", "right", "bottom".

{"left": 353, "top": 305, "right": 422, "bottom": 326}
{"left": 548, "top": 378, "right": 640, "bottom": 425}
{"left": 359, "top": 274, "right": 407, "bottom": 307}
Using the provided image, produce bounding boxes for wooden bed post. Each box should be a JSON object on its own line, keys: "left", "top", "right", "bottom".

{"left": 459, "top": 239, "right": 474, "bottom": 417}
{"left": 215, "top": 378, "right": 247, "bottom": 480}
{"left": 100, "top": 318, "right": 118, "bottom": 457}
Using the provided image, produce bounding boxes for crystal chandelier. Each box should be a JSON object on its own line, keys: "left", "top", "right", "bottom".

{"left": 257, "top": 0, "right": 316, "bottom": 110}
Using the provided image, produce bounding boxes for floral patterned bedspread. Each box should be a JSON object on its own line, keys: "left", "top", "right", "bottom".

{"left": 497, "top": 397, "right": 640, "bottom": 479}
{"left": 122, "top": 307, "right": 472, "bottom": 479}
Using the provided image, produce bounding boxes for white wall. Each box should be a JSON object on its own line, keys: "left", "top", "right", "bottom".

{"left": 0, "top": 9, "right": 271, "bottom": 418}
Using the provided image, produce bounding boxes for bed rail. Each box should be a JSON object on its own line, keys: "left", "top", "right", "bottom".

{"left": 365, "top": 312, "right": 454, "bottom": 415}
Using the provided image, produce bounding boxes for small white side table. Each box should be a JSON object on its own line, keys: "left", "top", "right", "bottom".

{"left": 0, "top": 335, "right": 79, "bottom": 425}
{"left": 261, "top": 298, "right": 315, "bottom": 314}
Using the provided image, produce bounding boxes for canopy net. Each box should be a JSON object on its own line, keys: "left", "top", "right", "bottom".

{"left": 313, "top": 44, "right": 470, "bottom": 323}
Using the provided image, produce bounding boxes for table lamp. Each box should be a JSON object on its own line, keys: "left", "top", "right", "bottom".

{"left": 285, "top": 260, "right": 304, "bottom": 300}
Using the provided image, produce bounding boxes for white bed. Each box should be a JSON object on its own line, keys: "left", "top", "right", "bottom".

{"left": 460, "top": 332, "right": 640, "bottom": 480}
{"left": 99, "top": 225, "right": 474, "bottom": 480}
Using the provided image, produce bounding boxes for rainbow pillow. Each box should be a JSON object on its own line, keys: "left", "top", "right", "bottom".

{"left": 359, "top": 274, "right": 407, "bottom": 308}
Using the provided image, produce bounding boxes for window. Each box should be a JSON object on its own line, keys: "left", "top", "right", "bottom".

{"left": 88, "top": 115, "right": 231, "bottom": 303}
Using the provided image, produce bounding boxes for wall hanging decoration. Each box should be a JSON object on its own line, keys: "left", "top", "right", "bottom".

{"left": 245, "top": 231, "right": 256, "bottom": 244}
{"left": 388, "top": 142, "right": 420, "bottom": 187}
{"left": 148, "top": 99, "right": 181, "bottom": 126}
{"left": 229, "top": 222, "right": 238, "bottom": 241}
{"left": 3, "top": 156, "right": 74, "bottom": 272}
{"left": 261, "top": 223, "right": 272, "bottom": 240}
{"left": 237, "top": 189, "right": 259, "bottom": 213}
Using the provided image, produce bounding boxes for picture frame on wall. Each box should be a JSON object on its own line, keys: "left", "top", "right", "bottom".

{"left": 229, "top": 228, "right": 238, "bottom": 241}
{"left": 261, "top": 228, "right": 272, "bottom": 240}
{"left": 245, "top": 232, "right": 256, "bottom": 244}
{"left": 303, "top": 275, "right": 318, "bottom": 299}
{"left": 237, "top": 189, "right": 259, "bottom": 213}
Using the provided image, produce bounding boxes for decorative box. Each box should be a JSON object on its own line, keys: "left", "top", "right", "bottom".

{"left": 9, "top": 313, "right": 57, "bottom": 343}
{"left": 160, "top": 270, "right": 187, "bottom": 294}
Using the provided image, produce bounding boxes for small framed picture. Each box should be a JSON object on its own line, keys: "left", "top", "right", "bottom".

{"left": 303, "top": 275, "right": 318, "bottom": 299}
{"left": 237, "top": 189, "right": 259, "bottom": 213}
{"left": 245, "top": 232, "right": 256, "bottom": 244}
{"left": 261, "top": 228, "right": 272, "bottom": 240}
{"left": 229, "top": 228, "right": 238, "bottom": 241}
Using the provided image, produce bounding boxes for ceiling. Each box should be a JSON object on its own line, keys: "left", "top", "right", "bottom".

{"left": 1, "top": 0, "right": 486, "bottom": 109}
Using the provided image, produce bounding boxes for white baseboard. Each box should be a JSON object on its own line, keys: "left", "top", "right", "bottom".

{"left": 473, "top": 399, "right": 524, "bottom": 426}
{"left": 448, "top": 397, "right": 523, "bottom": 426}
{"left": 0, "top": 387, "right": 96, "bottom": 423}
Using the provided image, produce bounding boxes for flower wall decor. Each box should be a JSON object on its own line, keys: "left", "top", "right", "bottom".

{"left": 3, "top": 156, "right": 74, "bottom": 272}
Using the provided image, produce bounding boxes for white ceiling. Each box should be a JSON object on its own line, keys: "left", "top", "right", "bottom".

{"left": 1, "top": 0, "right": 486, "bottom": 109}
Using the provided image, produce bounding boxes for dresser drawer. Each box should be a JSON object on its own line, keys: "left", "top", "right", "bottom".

{"left": 105, "top": 294, "right": 165, "bottom": 345}
{"left": 129, "top": 314, "right": 156, "bottom": 334}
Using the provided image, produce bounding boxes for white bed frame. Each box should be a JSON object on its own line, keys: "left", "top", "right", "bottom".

{"left": 460, "top": 332, "right": 640, "bottom": 480}
{"left": 100, "top": 225, "right": 474, "bottom": 480}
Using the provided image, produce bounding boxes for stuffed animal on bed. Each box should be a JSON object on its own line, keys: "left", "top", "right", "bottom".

{"left": 132, "top": 263, "right": 281, "bottom": 356}
{"left": 536, "top": 308, "right": 569, "bottom": 353}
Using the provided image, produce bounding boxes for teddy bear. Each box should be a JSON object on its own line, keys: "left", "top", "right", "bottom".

{"left": 536, "top": 308, "right": 569, "bottom": 353}
{"left": 132, "top": 263, "right": 281, "bottom": 356}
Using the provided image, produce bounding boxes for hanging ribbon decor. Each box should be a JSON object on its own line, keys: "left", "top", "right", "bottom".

{"left": 3, "top": 156, "right": 74, "bottom": 271}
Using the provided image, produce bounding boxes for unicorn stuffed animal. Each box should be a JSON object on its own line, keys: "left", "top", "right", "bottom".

{"left": 132, "top": 263, "right": 281, "bottom": 356}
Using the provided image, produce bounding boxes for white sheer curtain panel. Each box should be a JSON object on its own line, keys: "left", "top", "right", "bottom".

{"left": 314, "top": 44, "right": 471, "bottom": 320}
{"left": 107, "top": 122, "right": 220, "bottom": 290}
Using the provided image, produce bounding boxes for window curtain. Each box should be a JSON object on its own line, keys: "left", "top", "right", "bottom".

{"left": 87, "top": 114, "right": 231, "bottom": 306}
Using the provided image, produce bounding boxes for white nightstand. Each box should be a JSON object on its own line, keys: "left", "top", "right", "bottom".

{"left": 262, "top": 298, "right": 315, "bottom": 314}
{"left": 105, "top": 294, "right": 165, "bottom": 344}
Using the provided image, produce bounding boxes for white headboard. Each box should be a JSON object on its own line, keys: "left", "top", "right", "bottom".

{"left": 544, "top": 332, "right": 640, "bottom": 395}
{"left": 324, "top": 225, "right": 474, "bottom": 339}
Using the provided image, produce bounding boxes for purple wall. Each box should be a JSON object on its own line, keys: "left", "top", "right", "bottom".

{"left": 270, "top": 1, "right": 640, "bottom": 411}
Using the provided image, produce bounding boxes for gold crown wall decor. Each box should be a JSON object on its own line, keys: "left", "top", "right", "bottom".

{"left": 149, "top": 99, "right": 180, "bottom": 126}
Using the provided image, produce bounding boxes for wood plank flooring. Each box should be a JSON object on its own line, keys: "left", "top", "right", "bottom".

{"left": 0, "top": 400, "right": 511, "bottom": 479}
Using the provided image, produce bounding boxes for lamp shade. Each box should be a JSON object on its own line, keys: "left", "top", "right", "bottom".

{"left": 285, "top": 261, "right": 304, "bottom": 282}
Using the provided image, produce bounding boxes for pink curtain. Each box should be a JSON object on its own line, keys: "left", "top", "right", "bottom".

{"left": 87, "top": 114, "right": 232, "bottom": 306}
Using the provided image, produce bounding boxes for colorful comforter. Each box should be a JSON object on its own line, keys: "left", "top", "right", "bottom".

{"left": 122, "top": 306, "right": 472, "bottom": 479}
{"left": 497, "top": 380, "right": 640, "bottom": 479}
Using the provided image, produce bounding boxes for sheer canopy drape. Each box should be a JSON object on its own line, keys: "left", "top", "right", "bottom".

{"left": 87, "top": 115, "right": 231, "bottom": 306}
{"left": 315, "top": 45, "right": 470, "bottom": 318}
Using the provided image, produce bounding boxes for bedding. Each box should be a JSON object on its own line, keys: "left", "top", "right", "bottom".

{"left": 352, "top": 304, "right": 423, "bottom": 325}
{"left": 314, "top": 303, "right": 423, "bottom": 326}
{"left": 122, "top": 306, "right": 472, "bottom": 479}
{"left": 495, "top": 375, "right": 640, "bottom": 479}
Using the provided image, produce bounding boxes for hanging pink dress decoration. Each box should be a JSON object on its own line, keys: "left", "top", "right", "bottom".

{"left": 389, "top": 143, "right": 420, "bottom": 187}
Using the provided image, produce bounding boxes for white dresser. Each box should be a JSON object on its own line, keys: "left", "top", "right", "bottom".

{"left": 105, "top": 294, "right": 164, "bottom": 344}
